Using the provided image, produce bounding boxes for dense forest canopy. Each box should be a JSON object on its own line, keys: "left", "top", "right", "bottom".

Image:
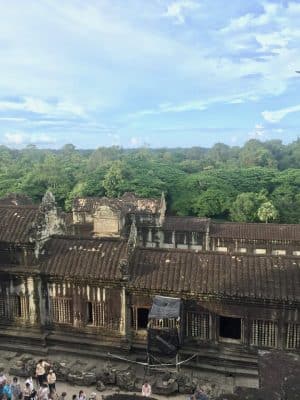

{"left": 0, "top": 139, "right": 299, "bottom": 223}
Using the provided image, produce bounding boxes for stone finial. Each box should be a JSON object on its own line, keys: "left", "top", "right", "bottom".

{"left": 127, "top": 216, "right": 137, "bottom": 257}
{"left": 119, "top": 258, "right": 130, "bottom": 281}
{"left": 40, "top": 191, "right": 56, "bottom": 212}
{"left": 32, "top": 190, "right": 66, "bottom": 258}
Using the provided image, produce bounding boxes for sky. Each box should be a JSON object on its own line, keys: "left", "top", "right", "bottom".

{"left": 0, "top": 0, "right": 300, "bottom": 149}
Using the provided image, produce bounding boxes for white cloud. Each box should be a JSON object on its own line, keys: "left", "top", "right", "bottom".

{"left": 248, "top": 124, "right": 266, "bottom": 139}
{"left": 4, "top": 132, "right": 25, "bottom": 145}
{"left": 128, "top": 92, "right": 260, "bottom": 119}
{"left": 262, "top": 104, "right": 300, "bottom": 123}
{"left": 227, "top": 99, "right": 244, "bottom": 104}
{"left": 4, "top": 132, "right": 56, "bottom": 146}
{"left": 0, "top": 97, "right": 85, "bottom": 118}
{"left": 130, "top": 136, "right": 140, "bottom": 146}
{"left": 108, "top": 133, "right": 120, "bottom": 146}
{"left": 163, "top": 0, "right": 200, "bottom": 24}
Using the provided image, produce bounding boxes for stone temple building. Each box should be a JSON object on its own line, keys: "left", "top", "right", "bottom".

{"left": 0, "top": 191, "right": 299, "bottom": 382}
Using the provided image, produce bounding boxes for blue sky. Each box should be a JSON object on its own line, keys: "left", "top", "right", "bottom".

{"left": 0, "top": 0, "right": 300, "bottom": 149}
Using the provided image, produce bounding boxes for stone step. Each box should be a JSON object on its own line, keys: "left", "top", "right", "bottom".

{"left": 47, "top": 344, "right": 126, "bottom": 364}
{"left": 0, "top": 341, "right": 48, "bottom": 356}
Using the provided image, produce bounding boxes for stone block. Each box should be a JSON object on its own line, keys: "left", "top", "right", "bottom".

{"left": 96, "top": 380, "right": 106, "bottom": 392}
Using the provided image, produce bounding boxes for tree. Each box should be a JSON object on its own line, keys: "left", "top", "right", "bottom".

{"left": 239, "top": 140, "right": 277, "bottom": 168}
{"left": 193, "top": 188, "right": 232, "bottom": 218}
{"left": 103, "top": 162, "right": 125, "bottom": 197}
{"left": 257, "top": 201, "right": 278, "bottom": 223}
{"left": 230, "top": 192, "right": 260, "bottom": 222}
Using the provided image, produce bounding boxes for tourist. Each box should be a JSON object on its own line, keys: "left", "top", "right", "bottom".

{"left": 35, "top": 360, "right": 50, "bottom": 387}
{"left": 24, "top": 378, "right": 33, "bottom": 393}
{"left": 49, "top": 390, "right": 58, "bottom": 400}
{"left": 58, "top": 392, "right": 67, "bottom": 400}
{"left": 22, "top": 383, "right": 31, "bottom": 400}
{"left": 37, "top": 383, "right": 49, "bottom": 400}
{"left": 47, "top": 369, "right": 56, "bottom": 393}
{"left": 0, "top": 383, "right": 12, "bottom": 400}
{"left": 59, "top": 393, "right": 67, "bottom": 400}
{"left": 88, "top": 393, "right": 97, "bottom": 400}
{"left": 10, "top": 377, "right": 21, "bottom": 400}
{"left": 141, "top": 381, "right": 152, "bottom": 397}
{"left": 194, "top": 388, "right": 208, "bottom": 400}
{"left": 0, "top": 373, "right": 7, "bottom": 385}
{"left": 78, "top": 391, "right": 86, "bottom": 400}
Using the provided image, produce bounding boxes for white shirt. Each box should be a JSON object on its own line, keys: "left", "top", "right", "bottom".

{"left": 25, "top": 378, "right": 34, "bottom": 391}
{"left": 142, "top": 384, "right": 152, "bottom": 397}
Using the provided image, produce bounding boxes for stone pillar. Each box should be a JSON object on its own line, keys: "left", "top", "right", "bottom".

{"left": 172, "top": 231, "right": 175, "bottom": 248}
{"left": 120, "top": 286, "right": 131, "bottom": 350}
{"left": 120, "top": 286, "right": 127, "bottom": 335}
{"left": 205, "top": 225, "right": 210, "bottom": 251}
{"left": 27, "top": 277, "right": 37, "bottom": 324}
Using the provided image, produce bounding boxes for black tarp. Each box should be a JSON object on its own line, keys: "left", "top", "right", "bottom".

{"left": 148, "top": 296, "right": 181, "bottom": 319}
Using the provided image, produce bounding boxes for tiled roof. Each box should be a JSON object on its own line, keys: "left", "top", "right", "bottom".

{"left": 41, "top": 236, "right": 127, "bottom": 281}
{"left": 0, "top": 193, "right": 34, "bottom": 206}
{"left": 210, "top": 222, "right": 300, "bottom": 241}
{"left": 0, "top": 205, "right": 39, "bottom": 243}
{"left": 130, "top": 248, "right": 300, "bottom": 302}
{"left": 163, "top": 216, "right": 210, "bottom": 232}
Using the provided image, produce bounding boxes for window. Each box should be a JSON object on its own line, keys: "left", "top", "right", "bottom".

{"left": 292, "top": 251, "right": 300, "bottom": 256}
{"left": 238, "top": 248, "right": 247, "bottom": 253}
{"left": 286, "top": 324, "right": 300, "bottom": 349}
{"left": 0, "top": 296, "right": 8, "bottom": 318}
{"left": 164, "top": 231, "right": 173, "bottom": 244}
{"left": 186, "top": 312, "right": 209, "bottom": 339}
{"left": 151, "top": 318, "right": 177, "bottom": 329}
{"left": 219, "top": 316, "right": 241, "bottom": 340}
{"left": 254, "top": 249, "right": 266, "bottom": 255}
{"left": 87, "top": 302, "right": 93, "bottom": 324}
{"left": 16, "top": 295, "right": 22, "bottom": 317}
{"left": 175, "top": 232, "right": 185, "bottom": 245}
{"left": 251, "top": 320, "right": 278, "bottom": 348}
{"left": 216, "top": 247, "right": 227, "bottom": 253}
{"left": 11, "top": 295, "right": 29, "bottom": 319}
{"left": 50, "top": 297, "right": 72, "bottom": 324}
{"left": 272, "top": 250, "right": 286, "bottom": 256}
{"left": 86, "top": 301, "right": 106, "bottom": 327}
{"left": 191, "top": 232, "right": 203, "bottom": 246}
{"left": 132, "top": 307, "right": 150, "bottom": 330}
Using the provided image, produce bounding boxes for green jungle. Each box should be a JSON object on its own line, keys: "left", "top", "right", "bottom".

{"left": 1, "top": 138, "right": 299, "bottom": 223}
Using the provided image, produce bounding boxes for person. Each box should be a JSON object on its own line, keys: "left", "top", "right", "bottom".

{"left": 71, "top": 395, "right": 77, "bottom": 400}
{"left": 58, "top": 393, "right": 67, "bottom": 400}
{"left": 49, "top": 390, "right": 58, "bottom": 400}
{"left": 47, "top": 369, "right": 56, "bottom": 393}
{"left": 194, "top": 388, "right": 208, "bottom": 400}
{"left": 36, "top": 360, "right": 50, "bottom": 387}
{"left": 141, "top": 381, "right": 152, "bottom": 397}
{"left": 24, "top": 378, "right": 33, "bottom": 393}
{"left": 22, "top": 383, "right": 32, "bottom": 400}
{"left": 10, "top": 377, "right": 21, "bottom": 400}
{"left": 78, "top": 391, "right": 86, "bottom": 400}
{"left": 37, "top": 383, "right": 49, "bottom": 400}
{"left": 0, "top": 382, "right": 12, "bottom": 400}
{"left": 0, "top": 373, "right": 7, "bottom": 385}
